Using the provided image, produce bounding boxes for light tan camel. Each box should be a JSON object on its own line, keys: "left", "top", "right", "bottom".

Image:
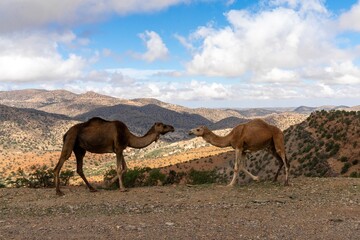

{"left": 54, "top": 117, "right": 174, "bottom": 195}
{"left": 189, "top": 119, "right": 289, "bottom": 186}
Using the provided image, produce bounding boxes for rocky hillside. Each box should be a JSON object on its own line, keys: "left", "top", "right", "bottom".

{"left": 0, "top": 89, "right": 311, "bottom": 124}
{"left": 0, "top": 104, "right": 78, "bottom": 152}
{"left": 75, "top": 103, "right": 215, "bottom": 140}
{"left": 186, "top": 110, "right": 360, "bottom": 181}
{"left": 0, "top": 89, "right": 244, "bottom": 121}
{"left": 0, "top": 89, "right": 130, "bottom": 117}
{"left": 284, "top": 110, "right": 360, "bottom": 177}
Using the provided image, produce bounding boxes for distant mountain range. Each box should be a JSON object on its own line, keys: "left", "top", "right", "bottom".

{"left": 0, "top": 89, "right": 359, "bottom": 147}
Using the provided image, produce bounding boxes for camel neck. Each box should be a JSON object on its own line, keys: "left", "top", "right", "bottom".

{"left": 128, "top": 131, "right": 158, "bottom": 149}
{"left": 203, "top": 131, "right": 232, "bottom": 148}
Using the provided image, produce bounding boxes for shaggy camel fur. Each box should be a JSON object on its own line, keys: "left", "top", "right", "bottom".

{"left": 54, "top": 117, "right": 174, "bottom": 195}
{"left": 189, "top": 119, "right": 289, "bottom": 186}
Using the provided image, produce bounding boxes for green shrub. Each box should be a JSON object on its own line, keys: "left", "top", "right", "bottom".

{"left": 6, "top": 165, "right": 74, "bottom": 188}
{"left": 349, "top": 172, "right": 359, "bottom": 178}
{"left": 163, "top": 170, "right": 186, "bottom": 185}
{"left": 145, "top": 169, "right": 166, "bottom": 186}
{"left": 341, "top": 163, "right": 351, "bottom": 174}
{"left": 187, "top": 168, "right": 218, "bottom": 185}
{"left": 104, "top": 167, "right": 150, "bottom": 189}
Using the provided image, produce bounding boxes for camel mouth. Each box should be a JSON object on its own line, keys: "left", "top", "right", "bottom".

{"left": 161, "top": 125, "right": 174, "bottom": 134}
{"left": 167, "top": 126, "right": 175, "bottom": 132}
{"left": 188, "top": 131, "right": 194, "bottom": 136}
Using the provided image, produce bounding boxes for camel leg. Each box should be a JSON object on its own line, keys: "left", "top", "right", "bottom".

{"left": 273, "top": 135, "right": 290, "bottom": 186}
{"left": 115, "top": 152, "right": 127, "bottom": 192}
{"left": 272, "top": 150, "right": 284, "bottom": 183}
{"left": 228, "top": 149, "right": 241, "bottom": 187}
{"left": 74, "top": 147, "right": 97, "bottom": 192}
{"left": 53, "top": 148, "right": 72, "bottom": 196}
{"left": 239, "top": 153, "right": 259, "bottom": 181}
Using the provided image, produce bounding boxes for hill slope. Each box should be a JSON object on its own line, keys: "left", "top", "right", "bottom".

{"left": 183, "top": 110, "right": 360, "bottom": 181}
{"left": 285, "top": 110, "right": 360, "bottom": 177}
{"left": 0, "top": 104, "right": 78, "bottom": 152}
{"left": 75, "top": 103, "right": 214, "bottom": 141}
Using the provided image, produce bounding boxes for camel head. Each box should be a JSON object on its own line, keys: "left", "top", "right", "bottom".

{"left": 153, "top": 122, "right": 175, "bottom": 135}
{"left": 188, "top": 126, "right": 208, "bottom": 137}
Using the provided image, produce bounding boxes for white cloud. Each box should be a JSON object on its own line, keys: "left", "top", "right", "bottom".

{"left": 254, "top": 68, "right": 299, "bottom": 83}
{"left": 338, "top": 1, "right": 360, "bottom": 32}
{"left": 106, "top": 68, "right": 176, "bottom": 79}
{"left": 174, "top": 33, "right": 194, "bottom": 51}
{"left": 0, "top": 31, "right": 86, "bottom": 82}
{"left": 268, "top": 0, "right": 328, "bottom": 14}
{"left": 0, "top": 0, "right": 189, "bottom": 33}
{"left": 185, "top": 0, "right": 360, "bottom": 88}
{"left": 138, "top": 31, "right": 169, "bottom": 62}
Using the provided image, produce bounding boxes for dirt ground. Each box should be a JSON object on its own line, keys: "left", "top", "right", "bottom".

{"left": 0, "top": 177, "right": 359, "bottom": 240}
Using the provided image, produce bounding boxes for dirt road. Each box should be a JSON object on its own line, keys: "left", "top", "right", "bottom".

{"left": 1, "top": 177, "right": 359, "bottom": 240}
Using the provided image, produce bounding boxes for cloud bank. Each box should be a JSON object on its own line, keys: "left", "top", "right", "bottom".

{"left": 0, "top": 0, "right": 360, "bottom": 107}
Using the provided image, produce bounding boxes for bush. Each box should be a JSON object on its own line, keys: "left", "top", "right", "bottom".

{"left": 163, "top": 170, "right": 186, "bottom": 185}
{"left": 103, "top": 167, "right": 227, "bottom": 189}
{"left": 349, "top": 172, "right": 358, "bottom": 178}
{"left": 124, "top": 167, "right": 150, "bottom": 187}
{"left": 145, "top": 169, "right": 166, "bottom": 186}
{"left": 341, "top": 163, "right": 351, "bottom": 174}
{"left": 104, "top": 167, "right": 151, "bottom": 189}
{"left": 6, "top": 165, "right": 74, "bottom": 188}
{"left": 187, "top": 168, "right": 218, "bottom": 185}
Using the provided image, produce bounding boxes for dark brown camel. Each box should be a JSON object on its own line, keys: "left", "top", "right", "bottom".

{"left": 189, "top": 119, "right": 290, "bottom": 186}
{"left": 54, "top": 117, "right": 174, "bottom": 195}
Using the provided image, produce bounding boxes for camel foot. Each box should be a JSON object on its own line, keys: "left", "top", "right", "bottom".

{"left": 56, "top": 190, "right": 65, "bottom": 196}
{"left": 226, "top": 183, "right": 235, "bottom": 188}
{"left": 119, "top": 188, "right": 128, "bottom": 192}
{"left": 89, "top": 188, "right": 98, "bottom": 192}
{"left": 253, "top": 176, "right": 260, "bottom": 182}
{"left": 284, "top": 181, "right": 289, "bottom": 186}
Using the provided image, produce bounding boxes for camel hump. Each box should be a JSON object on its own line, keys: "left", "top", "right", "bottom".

{"left": 88, "top": 117, "right": 108, "bottom": 123}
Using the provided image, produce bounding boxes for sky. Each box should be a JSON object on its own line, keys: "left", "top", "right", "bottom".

{"left": 0, "top": 0, "right": 360, "bottom": 108}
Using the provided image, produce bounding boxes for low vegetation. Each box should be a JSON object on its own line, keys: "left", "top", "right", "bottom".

{"left": 285, "top": 110, "right": 360, "bottom": 177}
{"left": 5, "top": 165, "right": 74, "bottom": 188}
{"left": 103, "top": 166, "right": 227, "bottom": 190}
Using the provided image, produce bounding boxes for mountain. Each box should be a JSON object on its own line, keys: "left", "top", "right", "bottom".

{"left": 0, "top": 89, "right": 244, "bottom": 122}
{"left": 294, "top": 105, "right": 351, "bottom": 114}
{"left": 75, "top": 103, "right": 213, "bottom": 141}
{"left": 210, "top": 117, "right": 248, "bottom": 130}
{"left": 233, "top": 108, "right": 280, "bottom": 117}
{"left": 0, "top": 89, "right": 134, "bottom": 117}
{"left": 0, "top": 104, "right": 78, "bottom": 152}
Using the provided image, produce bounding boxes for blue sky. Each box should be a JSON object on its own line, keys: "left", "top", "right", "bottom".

{"left": 0, "top": 0, "right": 360, "bottom": 108}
